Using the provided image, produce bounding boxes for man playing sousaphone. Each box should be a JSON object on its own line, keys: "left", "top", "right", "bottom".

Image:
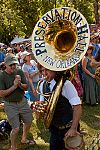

{"left": 38, "top": 66, "right": 82, "bottom": 150}
{"left": 32, "top": 7, "right": 90, "bottom": 149}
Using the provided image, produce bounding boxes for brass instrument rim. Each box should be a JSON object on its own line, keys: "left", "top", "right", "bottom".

{"left": 32, "top": 7, "right": 90, "bottom": 71}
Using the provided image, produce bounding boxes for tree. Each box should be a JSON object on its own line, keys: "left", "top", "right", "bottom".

{"left": 0, "top": 0, "right": 99, "bottom": 44}
{"left": 10, "top": 0, "right": 39, "bottom": 36}
{"left": 93, "top": 0, "right": 99, "bottom": 24}
{"left": 0, "top": 0, "right": 26, "bottom": 44}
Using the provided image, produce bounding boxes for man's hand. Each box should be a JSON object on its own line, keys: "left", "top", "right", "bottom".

{"left": 64, "top": 128, "right": 79, "bottom": 139}
{"left": 14, "top": 75, "right": 21, "bottom": 87}
{"left": 65, "top": 104, "right": 82, "bottom": 138}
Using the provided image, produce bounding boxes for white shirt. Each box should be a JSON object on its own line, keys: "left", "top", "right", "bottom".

{"left": 22, "top": 60, "right": 39, "bottom": 82}
{"left": 16, "top": 51, "right": 23, "bottom": 64}
{"left": 39, "top": 79, "right": 81, "bottom": 106}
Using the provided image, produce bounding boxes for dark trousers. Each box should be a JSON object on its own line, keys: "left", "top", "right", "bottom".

{"left": 49, "top": 124, "right": 80, "bottom": 150}
{"left": 49, "top": 126, "right": 69, "bottom": 150}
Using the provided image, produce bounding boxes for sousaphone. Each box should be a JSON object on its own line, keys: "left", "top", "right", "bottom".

{"left": 32, "top": 7, "right": 90, "bottom": 128}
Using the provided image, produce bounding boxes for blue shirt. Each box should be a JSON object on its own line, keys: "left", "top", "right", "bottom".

{"left": 92, "top": 44, "right": 100, "bottom": 57}
{"left": 0, "top": 51, "right": 5, "bottom": 63}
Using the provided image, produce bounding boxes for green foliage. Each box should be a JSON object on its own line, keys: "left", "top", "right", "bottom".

{"left": 77, "top": 2, "right": 94, "bottom": 24}
{"left": 0, "top": 0, "right": 99, "bottom": 44}
{"left": 0, "top": 0, "right": 26, "bottom": 44}
{"left": 10, "top": 0, "right": 39, "bottom": 35}
{"left": 38, "top": 0, "right": 54, "bottom": 15}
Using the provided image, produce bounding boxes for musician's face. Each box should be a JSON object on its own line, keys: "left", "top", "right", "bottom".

{"left": 42, "top": 68, "right": 56, "bottom": 82}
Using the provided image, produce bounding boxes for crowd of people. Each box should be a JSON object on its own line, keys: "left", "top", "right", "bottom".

{"left": 0, "top": 26, "right": 100, "bottom": 150}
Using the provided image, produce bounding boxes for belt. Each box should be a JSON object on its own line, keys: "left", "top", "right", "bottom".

{"left": 57, "top": 121, "right": 72, "bottom": 130}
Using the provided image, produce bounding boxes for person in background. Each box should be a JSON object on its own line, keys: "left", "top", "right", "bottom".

{"left": 0, "top": 62, "right": 6, "bottom": 72}
{"left": 82, "top": 45, "right": 99, "bottom": 105}
{"left": 16, "top": 44, "right": 25, "bottom": 68}
{"left": 71, "top": 64, "right": 83, "bottom": 97}
{"left": 38, "top": 67, "right": 82, "bottom": 150}
{"left": 0, "top": 48, "right": 5, "bottom": 63}
{"left": 22, "top": 51, "right": 40, "bottom": 102}
{"left": 0, "top": 54, "right": 36, "bottom": 150}
{"left": 77, "top": 61, "right": 84, "bottom": 88}
{"left": 91, "top": 47, "right": 100, "bottom": 103}
{"left": 90, "top": 33, "right": 100, "bottom": 57}
{"left": 6, "top": 47, "right": 13, "bottom": 56}
{"left": 91, "top": 48, "right": 100, "bottom": 68}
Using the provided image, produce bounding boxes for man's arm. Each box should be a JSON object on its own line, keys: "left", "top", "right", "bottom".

{"left": 0, "top": 85, "right": 17, "bottom": 97}
{"left": 65, "top": 104, "right": 82, "bottom": 138}
{"left": 71, "top": 105, "right": 82, "bottom": 130}
{"left": 0, "top": 75, "right": 27, "bottom": 97}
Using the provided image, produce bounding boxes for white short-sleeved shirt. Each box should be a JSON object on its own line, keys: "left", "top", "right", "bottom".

{"left": 39, "top": 79, "right": 81, "bottom": 106}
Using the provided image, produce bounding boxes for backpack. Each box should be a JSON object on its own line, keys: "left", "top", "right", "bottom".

{"left": 0, "top": 119, "right": 12, "bottom": 139}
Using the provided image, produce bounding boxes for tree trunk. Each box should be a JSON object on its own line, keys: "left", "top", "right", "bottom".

{"left": 94, "top": 0, "right": 99, "bottom": 24}
{"left": 54, "top": 0, "right": 56, "bottom": 8}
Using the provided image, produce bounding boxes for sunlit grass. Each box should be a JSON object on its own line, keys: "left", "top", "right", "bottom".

{"left": 0, "top": 104, "right": 100, "bottom": 149}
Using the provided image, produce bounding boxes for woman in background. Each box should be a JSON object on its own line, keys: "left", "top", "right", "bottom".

{"left": 22, "top": 51, "right": 40, "bottom": 102}
{"left": 82, "top": 45, "right": 98, "bottom": 105}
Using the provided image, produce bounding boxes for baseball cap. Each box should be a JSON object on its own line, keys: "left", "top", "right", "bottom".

{"left": 4, "top": 54, "right": 18, "bottom": 65}
{"left": 21, "top": 51, "right": 31, "bottom": 60}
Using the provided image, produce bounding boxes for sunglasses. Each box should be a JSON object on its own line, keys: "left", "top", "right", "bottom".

{"left": 88, "top": 48, "right": 93, "bottom": 50}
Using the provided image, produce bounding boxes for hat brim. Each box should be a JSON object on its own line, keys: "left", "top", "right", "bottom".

{"left": 7, "top": 60, "right": 18, "bottom": 65}
{"left": 88, "top": 45, "right": 94, "bottom": 50}
{"left": 23, "top": 54, "right": 31, "bottom": 60}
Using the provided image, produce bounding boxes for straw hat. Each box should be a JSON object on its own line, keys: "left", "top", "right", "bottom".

{"left": 88, "top": 44, "right": 95, "bottom": 50}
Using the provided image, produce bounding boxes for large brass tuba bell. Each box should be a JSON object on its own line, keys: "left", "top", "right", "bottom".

{"left": 32, "top": 7, "right": 90, "bottom": 128}
{"left": 45, "top": 20, "right": 77, "bottom": 58}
